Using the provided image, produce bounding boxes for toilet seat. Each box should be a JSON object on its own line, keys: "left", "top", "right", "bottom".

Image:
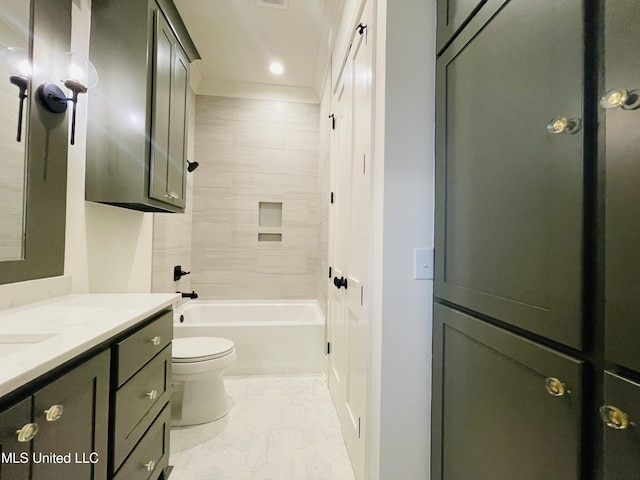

{"left": 173, "top": 337, "right": 235, "bottom": 363}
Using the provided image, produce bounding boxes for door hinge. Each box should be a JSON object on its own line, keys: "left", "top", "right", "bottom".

{"left": 358, "top": 417, "right": 362, "bottom": 438}
{"left": 363, "top": 154, "right": 366, "bottom": 174}
{"left": 329, "top": 266, "right": 332, "bottom": 278}
{"left": 328, "top": 113, "right": 336, "bottom": 130}
{"left": 361, "top": 285, "right": 364, "bottom": 306}
{"left": 330, "top": 192, "right": 335, "bottom": 204}
{"left": 327, "top": 342, "right": 331, "bottom": 355}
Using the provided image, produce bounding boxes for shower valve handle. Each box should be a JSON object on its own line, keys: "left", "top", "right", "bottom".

{"left": 174, "top": 265, "right": 191, "bottom": 282}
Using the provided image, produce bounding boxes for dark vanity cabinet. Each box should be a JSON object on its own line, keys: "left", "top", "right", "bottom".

{"left": 111, "top": 312, "right": 173, "bottom": 480}
{"left": 0, "top": 351, "right": 109, "bottom": 480}
{"left": 0, "top": 310, "right": 173, "bottom": 480}
{"left": 86, "top": 0, "right": 199, "bottom": 213}
{"left": 433, "top": 0, "right": 640, "bottom": 479}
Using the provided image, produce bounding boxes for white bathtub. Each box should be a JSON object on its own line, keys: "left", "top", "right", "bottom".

{"left": 173, "top": 300, "right": 325, "bottom": 375}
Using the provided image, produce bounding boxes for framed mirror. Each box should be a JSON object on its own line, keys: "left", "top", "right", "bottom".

{"left": 0, "top": 0, "right": 30, "bottom": 261}
{"left": 0, "top": 0, "right": 71, "bottom": 285}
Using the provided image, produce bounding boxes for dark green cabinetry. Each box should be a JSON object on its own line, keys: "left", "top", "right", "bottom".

{"left": 0, "top": 351, "right": 109, "bottom": 480}
{"left": 0, "top": 310, "right": 173, "bottom": 480}
{"left": 87, "top": 0, "right": 199, "bottom": 213}
{"left": 0, "top": 399, "right": 31, "bottom": 480}
{"left": 110, "top": 312, "right": 173, "bottom": 479}
{"left": 432, "top": 304, "right": 583, "bottom": 480}
{"left": 435, "top": 0, "right": 584, "bottom": 350}
{"left": 603, "top": 0, "right": 640, "bottom": 374}
{"left": 433, "top": 0, "right": 640, "bottom": 478}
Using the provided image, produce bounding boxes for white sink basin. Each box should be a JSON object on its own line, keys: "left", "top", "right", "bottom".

{"left": 0, "top": 333, "right": 59, "bottom": 358}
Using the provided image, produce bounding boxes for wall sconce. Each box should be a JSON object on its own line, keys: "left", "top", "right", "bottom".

{"left": 37, "top": 52, "right": 98, "bottom": 145}
{"left": 186, "top": 159, "right": 199, "bottom": 172}
{"left": 0, "top": 47, "right": 32, "bottom": 142}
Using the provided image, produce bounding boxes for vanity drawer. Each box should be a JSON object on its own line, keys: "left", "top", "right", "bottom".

{"left": 113, "top": 345, "right": 171, "bottom": 469}
{"left": 113, "top": 402, "right": 170, "bottom": 480}
{"left": 115, "top": 310, "right": 172, "bottom": 386}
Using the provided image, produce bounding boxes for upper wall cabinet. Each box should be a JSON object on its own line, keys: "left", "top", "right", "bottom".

{"left": 434, "top": 0, "right": 584, "bottom": 349}
{"left": 86, "top": 0, "right": 199, "bottom": 213}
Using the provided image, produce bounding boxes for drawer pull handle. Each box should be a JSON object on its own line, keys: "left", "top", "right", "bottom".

{"left": 146, "top": 389, "right": 158, "bottom": 400}
{"left": 44, "top": 404, "right": 64, "bottom": 422}
{"left": 149, "top": 336, "right": 161, "bottom": 346}
{"left": 544, "top": 377, "right": 567, "bottom": 396}
{"left": 600, "top": 405, "right": 630, "bottom": 430}
{"left": 16, "top": 423, "right": 39, "bottom": 442}
{"left": 144, "top": 460, "right": 156, "bottom": 472}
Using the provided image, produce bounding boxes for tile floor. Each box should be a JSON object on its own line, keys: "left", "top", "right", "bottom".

{"left": 169, "top": 374, "right": 356, "bottom": 480}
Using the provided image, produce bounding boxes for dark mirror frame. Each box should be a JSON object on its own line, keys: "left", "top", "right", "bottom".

{"left": 0, "top": 0, "right": 70, "bottom": 285}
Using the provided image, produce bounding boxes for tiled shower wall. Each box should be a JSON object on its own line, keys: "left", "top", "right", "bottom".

{"left": 191, "top": 96, "right": 321, "bottom": 303}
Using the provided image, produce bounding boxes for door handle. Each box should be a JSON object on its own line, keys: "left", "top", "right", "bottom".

{"left": 333, "top": 276, "right": 348, "bottom": 290}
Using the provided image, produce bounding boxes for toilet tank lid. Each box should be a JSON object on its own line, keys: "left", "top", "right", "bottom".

{"left": 173, "top": 337, "right": 235, "bottom": 360}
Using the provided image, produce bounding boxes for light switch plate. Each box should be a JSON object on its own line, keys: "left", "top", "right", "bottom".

{"left": 414, "top": 248, "right": 434, "bottom": 280}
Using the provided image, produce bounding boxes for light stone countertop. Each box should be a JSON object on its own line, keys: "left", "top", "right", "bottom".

{"left": 0, "top": 293, "right": 180, "bottom": 398}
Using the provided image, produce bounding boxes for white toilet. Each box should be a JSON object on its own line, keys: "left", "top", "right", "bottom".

{"left": 171, "top": 337, "right": 237, "bottom": 426}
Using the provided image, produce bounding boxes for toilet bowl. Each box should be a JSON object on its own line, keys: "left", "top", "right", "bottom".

{"left": 171, "top": 337, "right": 236, "bottom": 426}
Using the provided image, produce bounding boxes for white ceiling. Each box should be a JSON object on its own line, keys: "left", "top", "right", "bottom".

{"left": 174, "top": 0, "right": 345, "bottom": 103}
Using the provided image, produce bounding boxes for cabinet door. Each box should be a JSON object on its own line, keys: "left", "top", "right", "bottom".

{"left": 150, "top": 8, "right": 187, "bottom": 209}
{"left": 601, "top": 372, "right": 640, "bottom": 479}
{"left": 31, "top": 350, "right": 109, "bottom": 480}
{"left": 603, "top": 0, "right": 640, "bottom": 372}
{"left": 432, "top": 303, "right": 583, "bottom": 480}
{"left": 0, "top": 398, "right": 31, "bottom": 480}
{"left": 436, "top": 0, "right": 487, "bottom": 50}
{"left": 434, "top": 0, "right": 584, "bottom": 348}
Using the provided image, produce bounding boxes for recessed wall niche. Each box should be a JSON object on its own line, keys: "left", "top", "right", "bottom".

{"left": 258, "top": 201, "right": 282, "bottom": 242}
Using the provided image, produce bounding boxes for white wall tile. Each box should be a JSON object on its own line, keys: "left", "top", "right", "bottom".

{"left": 191, "top": 96, "right": 322, "bottom": 301}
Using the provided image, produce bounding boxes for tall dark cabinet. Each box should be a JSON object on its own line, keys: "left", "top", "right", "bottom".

{"left": 432, "top": 1, "right": 640, "bottom": 479}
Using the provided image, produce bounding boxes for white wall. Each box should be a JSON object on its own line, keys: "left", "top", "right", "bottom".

{"left": 370, "top": 0, "right": 436, "bottom": 478}
{"left": 64, "top": 0, "right": 154, "bottom": 294}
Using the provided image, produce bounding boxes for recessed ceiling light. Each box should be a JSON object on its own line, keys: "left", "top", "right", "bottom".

{"left": 269, "top": 62, "right": 284, "bottom": 75}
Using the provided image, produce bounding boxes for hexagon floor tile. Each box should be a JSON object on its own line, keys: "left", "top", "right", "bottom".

{"left": 169, "top": 374, "right": 356, "bottom": 480}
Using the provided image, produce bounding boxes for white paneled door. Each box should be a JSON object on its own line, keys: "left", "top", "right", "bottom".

{"left": 327, "top": 3, "right": 372, "bottom": 479}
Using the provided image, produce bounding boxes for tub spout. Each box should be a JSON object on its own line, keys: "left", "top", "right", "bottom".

{"left": 178, "top": 291, "right": 198, "bottom": 299}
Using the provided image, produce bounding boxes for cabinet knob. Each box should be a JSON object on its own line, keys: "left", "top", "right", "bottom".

{"left": 146, "top": 389, "right": 158, "bottom": 400}
{"left": 149, "top": 336, "right": 161, "bottom": 346}
{"left": 144, "top": 460, "right": 156, "bottom": 472}
{"left": 546, "top": 117, "right": 581, "bottom": 135}
{"left": 600, "top": 88, "right": 640, "bottom": 110}
{"left": 600, "top": 88, "right": 629, "bottom": 109}
{"left": 544, "top": 377, "right": 568, "bottom": 396}
{"left": 16, "top": 423, "right": 39, "bottom": 442}
{"left": 44, "top": 404, "right": 64, "bottom": 422}
{"left": 600, "top": 405, "right": 631, "bottom": 430}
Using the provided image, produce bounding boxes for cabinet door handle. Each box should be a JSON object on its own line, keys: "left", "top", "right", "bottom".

{"left": 16, "top": 423, "right": 39, "bottom": 442}
{"left": 600, "top": 405, "right": 631, "bottom": 430}
{"left": 144, "top": 460, "right": 156, "bottom": 472}
{"left": 546, "top": 117, "right": 581, "bottom": 135}
{"left": 149, "top": 336, "right": 161, "bottom": 346}
{"left": 544, "top": 377, "right": 568, "bottom": 396}
{"left": 164, "top": 192, "right": 179, "bottom": 199}
{"left": 44, "top": 404, "right": 64, "bottom": 422}
{"left": 600, "top": 88, "right": 640, "bottom": 110}
{"left": 146, "top": 389, "right": 158, "bottom": 400}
